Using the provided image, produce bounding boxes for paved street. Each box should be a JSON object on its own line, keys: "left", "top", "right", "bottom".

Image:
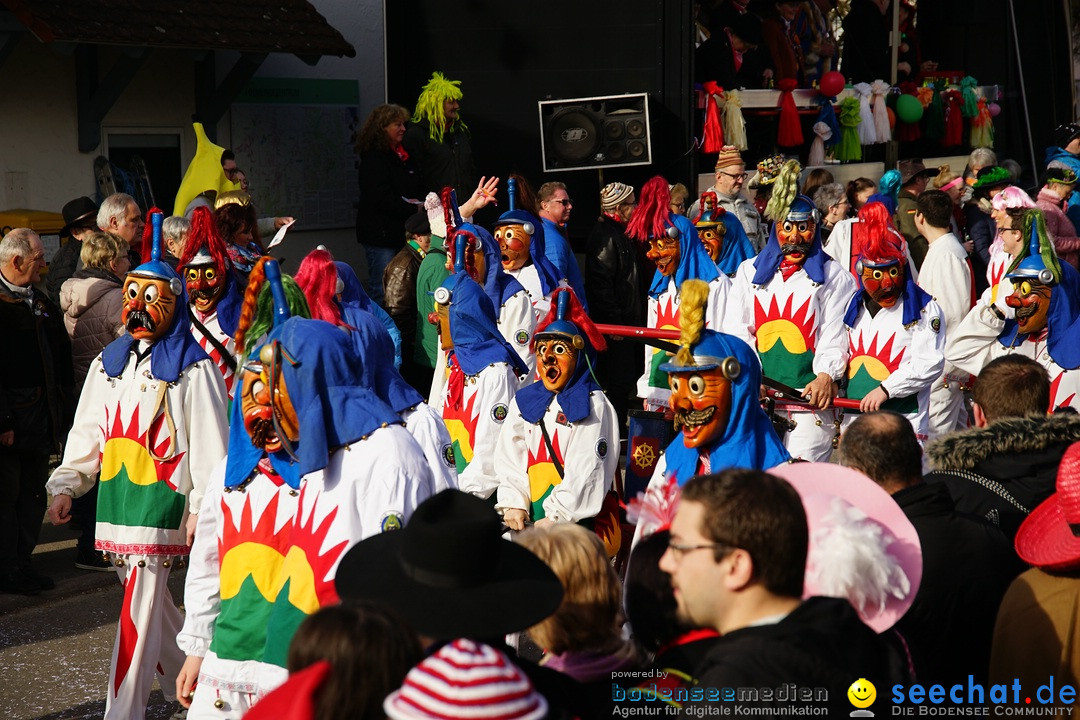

{"left": 0, "top": 521, "right": 185, "bottom": 720}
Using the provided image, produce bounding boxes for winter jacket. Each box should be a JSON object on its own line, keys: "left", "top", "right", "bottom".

{"left": 415, "top": 234, "right": 449, "bottom": 368}
{"left": 46, "top": 237, "right": 82, "bottom": 303}
{"left": 0, "top": 276, "right": 74, "bottom": 452}
{"left": 584, "top": 215, "right": 647, "bottom": 327}
{"left": 926, "top": 411, "right": 1080, "bottom": 539}
{"left": 383, "top": 242, "right": 423, "bottom": 356}
{"left": 356, "top": 146, "right": 425, "bottom": 249}
{"left": 1037, "top": 187, "right": 1080, "bottom": 269}
{"left": 402, "top": 119, "right": 476, "bottom": 201}
{"left": 59, "top": 268, "right": 124, "bottom": 393}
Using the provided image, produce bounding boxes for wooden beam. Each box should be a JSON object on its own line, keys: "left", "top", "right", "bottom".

{"left": 75, "top": 45, "right": 150, "bottom": 152}
{"left": 194, "top": 51, "right": 268, "bottom": 141}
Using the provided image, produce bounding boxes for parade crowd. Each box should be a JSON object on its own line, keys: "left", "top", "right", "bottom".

{"left": 6, "top": 41, "right": 1080, "bottom": 720}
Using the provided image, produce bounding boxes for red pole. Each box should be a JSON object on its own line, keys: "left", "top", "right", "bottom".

{"left": 594, "top": 323, "right": 680, "bottom": 340}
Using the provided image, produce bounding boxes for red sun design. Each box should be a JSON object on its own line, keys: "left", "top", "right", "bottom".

{"left": 100, "top": 402, "right": 187, "bottom": 490}
{"left": 849, "top": 331, "right": 906, "bottom": 374}
{"left": 291, "top": 484, "right": 349, "bottom": 607}
{"left": 527, "top": 427, "right": 565, "bottom": 468}
{"left": 655, "top": 295, "right": 681, "bottom": 331}
{"left": 443, "top": 385, "right": 480, "bottom": 459}
{"left": 1050, "top": 371, "right": 1076, "bottom": 411}
{"left": 218, "top": 492, "right": 291, "bottom": 561}
{"left": 754, "top": 295, "right": 818, "bottom": 353}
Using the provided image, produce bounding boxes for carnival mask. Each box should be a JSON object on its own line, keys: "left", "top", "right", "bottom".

{"left": 647, "top": 236, "right": 680, "bottom": 277}
{"left": 860, "top": 261, "right": 904, "bottom": 308}
{"left": 1007, "top": 279, "right": 1052, "bottom": 335}
{"left": 239, "top": 344, "right": 300, "bottom": 454}
{"left": 495, "top": 224, "right": 531, "bottom": 272}
{"left": 697, "top": 225, "right": 725, "bottom": 263}
{"left": 777, "top": 217, "right": 815, "bottom": 264}
{"left": 434, "top": 294, "right": 453, "bottom": 351}
{"left": 184, "top": 264, "right": 226, "bottom": 314}
{"left": 536, "top": 335, "right": 580, "bottom": 393}
{"left": 121, "top": 275, "right": 180, "bottom": 342}
{"left": 668, "top": 367, "right": 732, "bottom": 449}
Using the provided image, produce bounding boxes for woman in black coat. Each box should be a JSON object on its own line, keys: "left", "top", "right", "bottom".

{"left": 356, "top": 103, "right": 425, "bottom": 306}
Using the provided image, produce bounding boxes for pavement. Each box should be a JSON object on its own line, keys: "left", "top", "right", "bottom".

{"left": 0, "top": 518, "right": 186, "bottom": 719}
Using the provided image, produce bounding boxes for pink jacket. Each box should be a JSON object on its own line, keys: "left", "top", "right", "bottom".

{"left": 1037, "top": 188, "right": 1080, "bottom": 269}
{"left": 59, "top": 272, "right": 124, "bottom": 393}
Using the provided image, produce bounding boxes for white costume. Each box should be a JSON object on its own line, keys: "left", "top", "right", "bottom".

{"left": 636, "top": 275, "right": 730, "bottom": 409}
{"left": 493, "top": 393, "right": 618, "bottom": 524}
{"left": 46, "top": 349, "right": 228, "bottom": 720}
{"left": 189, "top": 308, "right": 238, "bottom": 398}
{"left": 725, "top": 257, "right": 858, "bottom": 461}
{"left": 178, "top": 425, "right": 433, "bottom": 718}
{"left": 918, "top": 232, "right": 976, "bottom": 437}
{"left": 445, "top": 359, "right": 521, "bottom": 498}
{"left": 495, "top": 287, "right": 538, "bottom": 377}
{"left": 401, "top": 401, "right": 459, "bottom": 492}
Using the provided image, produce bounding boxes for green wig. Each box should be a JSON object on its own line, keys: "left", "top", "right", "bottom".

{"left": 412, "top": 71, "right": 467, "bottom": 143}
{"left": 241, "top": 276, "right": 311, "bottom": 360}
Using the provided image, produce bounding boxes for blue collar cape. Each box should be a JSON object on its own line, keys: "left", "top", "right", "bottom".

{"left": 443, "top": 273, "right": 528, "bottom": 377}
{"left": 343, "top": 304, "right": 423, "bottom": 413}
{"left": 102, "top": 275, "right": 209, "bottom": 383}
{"left": 335, "top": 261, "right": 375, "bottom": 312}
{"left": 496, "top": 209, "right": 562, "bottom": 296}
{"left": 516, "top": 339, "right": 601, "bottom": 425}
{"left": 716, "top": 214, "right": 756, "bottom": 275}
{"left": 214, "top": 271, "right": 243, "bottom": 337}
{"left": 751, "top": 220, "right": 828, "bottom": 285}
{"left": 224, "top": 317, "right": 401, "bottom": 489}
{"left": 843, "top": 260, "right": 929, "bottom": 327}
{"left": 662, "top": 331, "right": 790, "bottom": 483}
{"left": 463, "top": 221, "right": 528, "bottom": 308}
{"left": 649, "top": 214, "right": 721, "bottom": 298}
{"left": 998, "top": 261, "right": 1080, "bottom": 369}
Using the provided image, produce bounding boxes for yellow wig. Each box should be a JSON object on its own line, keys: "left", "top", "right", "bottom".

{"left": 675, "top": 279, "right": 710, "bottom": 366}
{"left": 412, "top": 72, "right": 467, "bottom": 143}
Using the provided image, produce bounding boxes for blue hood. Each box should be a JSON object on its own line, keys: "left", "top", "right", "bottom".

{"left": 441, "top": 273, "right": 528, "bottom": 377}
{"left": 495, "top": 209, "right": 562, "bottom": 296}
{"left": 649, "top": 214, "right": 721, "bottom": 298}
{"left": 715, "top": 214, "right": 756, "bottom": 276}
{"left": 998, "top": 260, "right": 1080, "bottom": 370}
{"left": 463, "top": 221, "right": 528, "bottom": 308}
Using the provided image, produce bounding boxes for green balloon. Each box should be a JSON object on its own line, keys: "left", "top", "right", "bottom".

{"left": 896, "top": 94, "right": 924, "bottom": 124}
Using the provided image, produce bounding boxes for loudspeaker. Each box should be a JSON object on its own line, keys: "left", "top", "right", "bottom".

{"left": 538, "top": 93, "right": 652, "bottom": 173}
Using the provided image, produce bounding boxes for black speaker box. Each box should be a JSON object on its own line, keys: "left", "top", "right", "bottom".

{"left": 538, "top": 93, "right": 652, "bottom": 173}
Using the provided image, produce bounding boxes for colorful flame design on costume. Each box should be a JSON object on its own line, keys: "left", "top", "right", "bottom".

{"left": 848, "top": 330, "right": 917, "bottom": 415}
{"left": 443, "top": 389, "right": 479, "bottom": 473}
{"left": 527, "top": 428, "right": 564, "bottom": 520}
{"left": 754, "top": 295, "right": 817, "bottom": 388}
{"left": 1050, "top": 370, "right": 1077, "bottom": 411}
{"left": 647, "top": 294, "right": 681, "bottom": 389}
{"left": 98, "top": 403, "right": 187, "bottom": 530}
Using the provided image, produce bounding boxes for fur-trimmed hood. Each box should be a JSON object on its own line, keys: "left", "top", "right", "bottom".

{"left": 927, "top": 412, "right": 1080, "bottom": 471}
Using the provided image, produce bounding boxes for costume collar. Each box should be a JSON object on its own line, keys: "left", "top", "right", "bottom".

{"left": 516, "top": 346, "right": 600, "bottom": 424}
{"left": 443, "top": 273, "right": 528, "bottom": 377}
{"left": 843, "top": 260, "right": 929, "bottom": 327}
{"left": 752, "top": 221, "right": 828, "bottom": 285}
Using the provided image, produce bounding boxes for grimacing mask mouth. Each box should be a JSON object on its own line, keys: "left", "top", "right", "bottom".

{"left": 494, "top": 224, "right": 531, "bottom": 272}
{"left": 121, "top": 276, "right": 180, "bottom": 342}
{"left": 668, "top": 367, "right": 732, "bottom": 449}
{"left": 185, "top": 264, "right": 226, "bottom": 313}
{"left": 536, "top": 335, "right": 580, "bottom": 392}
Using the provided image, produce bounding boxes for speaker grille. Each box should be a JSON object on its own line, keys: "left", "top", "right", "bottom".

{"left": 549, "top": 109, "right": 600, "bottom": 162}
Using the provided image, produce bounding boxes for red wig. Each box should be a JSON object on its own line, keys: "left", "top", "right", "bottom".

{"left": 626, "top": 176, "right": 673, "bottom": 242}
{"left": 178, "top": 206, "right": 229, "bottom": 273}
{"left": 139, "top": 206, "right": 164, "bottom": 263}
{"left": 535, "top": 288, "right": 607, "bottom": 353}
{"left": 445, "top": 230, "right": 480, "bottom": 280}
{"left": 294, "top": 248, "right": 344, "bottom": 327}
{"left": 852, "top": 201, "right": 906, "bottom": 266}
{"left": 694, "top": 191, "right": 724, "bottom": 223}
{"left": 440, "top": 186, "right": 457, "bottom": 237}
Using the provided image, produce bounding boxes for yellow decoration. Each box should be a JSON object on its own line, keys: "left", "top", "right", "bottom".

{"left": 173, "top": 123, "right": 242, "bottom": 216}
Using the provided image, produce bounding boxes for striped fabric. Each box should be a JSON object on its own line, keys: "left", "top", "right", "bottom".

{"left": 383, "top": 639, "right": 548, "bottom": 720}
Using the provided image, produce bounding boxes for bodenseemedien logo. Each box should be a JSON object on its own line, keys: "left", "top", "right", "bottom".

{"left": 849, "top": 678, "right": 877, "bottom": 717}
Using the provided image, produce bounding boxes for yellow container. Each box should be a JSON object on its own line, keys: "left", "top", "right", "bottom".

{"left": 0, "top": 209, "right": 68, "bottom": 267}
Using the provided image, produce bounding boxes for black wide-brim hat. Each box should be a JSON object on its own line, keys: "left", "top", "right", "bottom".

{"left": 335, "top": 490, "right": 564, "bottom": 640}
{"left": 60, "top": 196, "right": 100, "bottom": 237}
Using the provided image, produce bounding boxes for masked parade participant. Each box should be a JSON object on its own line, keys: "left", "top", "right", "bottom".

{"left": 726, "top": 160, "right": 858, "bottom": 461}
{"left": 295, "top": 247, "right": 458, "bottom": 493}
{"left": 630, "top": 176, "right": 731, "bottom": 411}
{"left": 434, "top": 249, "right": 529, "bottom": 497}
{"left": 841, "top": 202, "right": 946, "bottom": 441}
{"left": 176, "top": 261, "right": 434, "bottom": 718}
{"left": 947, "top": 209, "right": 1080, "bottom": 411}
{"left": 178, "top": 206, "right": 243, "bottom": 398}
{"left": 693, "top": 191, "right": 756, "bottom": 277}
{"left": 492, "top": 289, "right": 618, "bottom": 530}
{"left": 46, "top": 214, "right": 228, "bottom": 720}
{"left": 493, "top": 178, "right": 567, "bottom": 320}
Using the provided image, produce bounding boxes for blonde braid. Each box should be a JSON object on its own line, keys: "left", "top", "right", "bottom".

{"left": 764, "top": 159, "right": 803, "bottom": 222}
{"left": 676, "top": 279, "right": 710, "bottom": 366}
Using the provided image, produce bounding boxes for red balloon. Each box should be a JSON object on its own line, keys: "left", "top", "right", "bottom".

{"left": 820, "top": 71, "right": 846, "bottom": 98}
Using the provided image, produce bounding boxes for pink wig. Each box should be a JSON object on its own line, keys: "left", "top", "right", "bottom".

{"left": 294, "top": 248, "right": 344, "bottom": 326}
{"left": 991, "top": 186, "right": 1036, "bottom": 211}
{"left": 626, "top": 176, "right": 672, "bottom": 242}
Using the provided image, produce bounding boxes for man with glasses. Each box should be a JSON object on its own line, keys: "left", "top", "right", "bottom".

{"left": 659, "top": 468, "right": 902, "bottom": 711}
{"left": 538, "top": 181, "right": 587, "bottom": 309}
{"left": 0, "top": 228, "right": 74, "bottom": 595}
{"left": 689, "top": 146, "right": 766, "bottom": 252}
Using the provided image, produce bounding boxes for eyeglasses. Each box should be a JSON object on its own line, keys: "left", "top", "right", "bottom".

{"left": 549, "top": 198, "right": 573, "bottom": 206}
{"left": 718, "top": 172, "right": 749, "bottom": 180}
{"left": 666, "top": 540, "right": 733, "bottom": 560}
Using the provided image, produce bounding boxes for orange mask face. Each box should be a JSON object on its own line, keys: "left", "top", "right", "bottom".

{"left": 185, "top": 265, "right": 226, "bottom": 314}
{"left": 668, "top": 368, "right": 732, "bottom": 449}
{"left": 860, "top": 262, "right": 904, "bottom": 308}
{"left": 536, "top": 336, "right": 579, "bottom": 392}
{"left": 121, "top": 276, "right": 179, "bottom": 342}
{"left": 495, "top": 224, "right": 531, "bottom": 272}
{"left": 697, "top": 225, "right": 725, "bottom": 263}
{"left": 436, "top": 300, "right": 453, "bottom": 351}
{"left": 239, "top": 346, "right": 300, "bottom": 454}
{"left": 1006, "top": 279, "right": 1052, "bottom": 335}
{"left": 777, "top": 218, "right": 815, "bottom": 265}
{"left": 647, "top": 236, "right": 680, "bottom": 277}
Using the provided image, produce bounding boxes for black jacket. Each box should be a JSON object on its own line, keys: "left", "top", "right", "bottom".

{"left": 46, "top": 238, "right": 81, "bottom": 303}
{"left": 695, "top": 29, "right": 770, "bottom": 88}
{"left": 892, "top": 482, "right": 1025, "bottom": 686}
{"left": 925, "top": 412, "right": 1080, "bottom": 539}
{"left": 584, "top": 215, "right": 648, "bottom": 327}
{"left": 356, "top": 146, "right": 425, "bottom": 249}
{"left": 692, "top": 597, "right": 909, "bottom": 714}
{"left": 840, "top": 0, "right": 892, "bottom": 84}
{"left": 402, "top": 119, "right": 476, "bottom": 201}
{"left": 0, "top": 280, "right": 74, "bottom": 452}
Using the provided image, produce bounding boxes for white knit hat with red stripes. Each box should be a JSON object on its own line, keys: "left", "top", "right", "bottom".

{"left": 383, "top": 639, "right": 549, "bottom": 720}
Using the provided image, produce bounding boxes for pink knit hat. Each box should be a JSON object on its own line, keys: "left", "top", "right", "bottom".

{"left": 383, "top": 639, "right": 548, "bottom": 720}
